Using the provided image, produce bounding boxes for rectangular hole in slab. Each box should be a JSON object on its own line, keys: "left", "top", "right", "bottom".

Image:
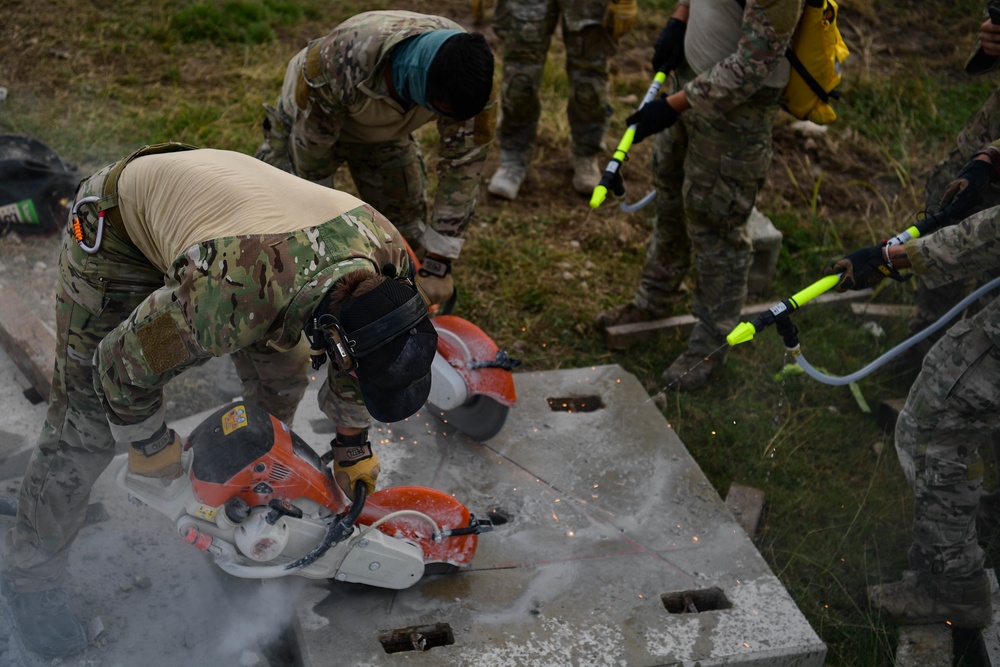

{"left": 547, "top": 395, "right": 604, "bottom": 413}
{"left": 378, "top": 622, "right": 454, "bottom": 654}
{"left": 662, "top": 586, "right": 732, "bottom": 614}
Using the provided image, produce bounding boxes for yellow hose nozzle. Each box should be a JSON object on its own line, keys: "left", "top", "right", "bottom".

{"left": 726, "top": 321, "right": 758, "bottom": 347}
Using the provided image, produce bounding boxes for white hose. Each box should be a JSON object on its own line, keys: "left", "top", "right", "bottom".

{"left": 794, "top": 275, "right": 1000, "bottom": 385}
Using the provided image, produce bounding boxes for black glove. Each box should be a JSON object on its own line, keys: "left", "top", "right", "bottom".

{"left": 626, "top": 97, "right": 679, "bottom": 144}
{"left": 823, "top": 244, "right": 906, "bottom": 292}
{"left": 652, "top": 17, "right": 686, "bottom": 73}
{"left": 940, "top": 156, "right": 995, "bottom": 219}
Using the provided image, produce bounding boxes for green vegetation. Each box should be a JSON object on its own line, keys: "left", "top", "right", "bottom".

{"left": 0, "top": 0, "right": 996, "bottom": 664}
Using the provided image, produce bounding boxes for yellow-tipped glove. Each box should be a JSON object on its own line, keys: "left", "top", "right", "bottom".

{"left": 330, "top": 430, "right": 380, "bottom": 501}
{"left": 604, "top": 0, "right": 638, "bottom": 40}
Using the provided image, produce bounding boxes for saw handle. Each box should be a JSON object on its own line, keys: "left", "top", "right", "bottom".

{"left": 282, "top": 481, "right": 367, "bottom": 572}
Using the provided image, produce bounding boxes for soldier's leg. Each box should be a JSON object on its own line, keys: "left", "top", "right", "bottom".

{"left": 2, "top": 169, "right": 162, "bottom": 657}
{"left": 562, "top": 20, "right": 613, "bottom": 194}
{"left": 3, "top": 168, "right": 160, "bottom": 590}
{"left": 594, "top": 83, "right": 689, "bottom": 330}
{"left": 638, "top": 113, "right": 691, "bottom": 311}
{"left": 339, "top": 139, "right": 429, "bottom": 253}
{"left": 870, "top": 317, "right": 999, "bottom": 627}
{"left": 657, "top": 88, "right": 779, "bottom": 391}
{"left": 488, "top": 0, "right": 559, "bottom": 199}
{"left": 682, "top": 88, "right": 779, "bottom": 356}
{"left": 230, "top": 337, "right": 311, "bottom": 426}
{"left": 492, "top": 0, "right": 558, "bottom": 154}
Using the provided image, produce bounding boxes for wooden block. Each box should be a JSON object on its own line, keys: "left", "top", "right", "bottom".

{"left": 875, "top": 398, "right": 907, "bottom": 434}
{"left": 603, "top": 313, "right": 696, "bottom": 350}
{"left": 602, "top": 288, "right": 873, "bottom": 350}
{"left": 725, "top": 483, "right": 766, "bottom": 539}
{"left": 895, "top": 624, "right": 952, "bottom": 667}
{"left": 0, "top": 286, "right": 54, "bottom": 400}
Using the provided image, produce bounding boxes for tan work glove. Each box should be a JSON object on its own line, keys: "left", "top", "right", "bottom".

{"left": 128, "top": 424, "right": 183, "bottom": 479}
{"left": 603, "top": 0, "right": 638, "bottom": 40}
{"left": 331, "top": 430, "right": 381, "bottom": 501}
{"left": 417, "top": 255, "right": 455, "bottom": 309}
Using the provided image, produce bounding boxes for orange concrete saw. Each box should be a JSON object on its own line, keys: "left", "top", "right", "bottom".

{"left": 427, "top": 314, "right": 517, "bottom": 441}
{"left": 411, "top": 244, "right": 518, "bottom": 442}
{"left": 116, "top": 402, "right": 494, "bottom": 587}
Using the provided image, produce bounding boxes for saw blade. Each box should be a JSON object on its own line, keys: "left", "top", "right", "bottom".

{"left": 432, "top": 395, "right": 509, "bottom": 442}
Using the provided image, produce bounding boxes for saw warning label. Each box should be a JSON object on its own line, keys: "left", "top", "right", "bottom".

{"left": 222, "top": 405, "right": 248, "bottom": 435}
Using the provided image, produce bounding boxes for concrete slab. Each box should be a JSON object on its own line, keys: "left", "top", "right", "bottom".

{"left": 289, "top": 365, "right": 827, "bottom": 667}
{"left": 0, "top": 345, "right": 826, "bottom": 665}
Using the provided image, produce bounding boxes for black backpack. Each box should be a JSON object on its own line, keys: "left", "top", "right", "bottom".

{"left": 0, "top": 135, "right": 82, "bottom": 236}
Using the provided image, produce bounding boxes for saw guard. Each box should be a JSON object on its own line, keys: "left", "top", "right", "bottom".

{"left": 432, "top": 315, "right": 516, "bottom": 408}
{"left": 359, "top": 486, "right": 479, "bottom": 569}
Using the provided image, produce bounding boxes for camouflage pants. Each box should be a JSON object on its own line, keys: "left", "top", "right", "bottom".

{"left": 894, "top": 306, "right": 1000, "bottom": 579}
{"left": 492, "top": 0, "right": 614, "bottom": 158}
{"left": 254, "top": 47, "right": 430, "bottom": 250}
{"left": 1, "top": 164, "right": 312, "bottom": 591}
{"left": 915, "top": 86, "right": 1000, "bottom": 333}
{"left": 636, "top": 68, "right": 781, "bottom": 354}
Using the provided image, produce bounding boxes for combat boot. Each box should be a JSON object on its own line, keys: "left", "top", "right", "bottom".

{"left": 127, "top": 427, "right": 183, "bottom": 479}
{"left": 869, "top": 569, "right": 993, "bottom": 628}
{"left": 661, "top": 347, "right": 723, "bottom": 392}
{"left": 2, "top": 578, "right": 88, "bottom": 658}
{"left": 488, "top": 151, "right": 529, "bottom": 200}
{"left": 571, "top": 155, "right": 601, "bottom": 196}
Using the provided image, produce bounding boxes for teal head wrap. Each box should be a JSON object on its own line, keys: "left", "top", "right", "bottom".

{"left": 391, "top": 30, "right": 462, "bottom": 113}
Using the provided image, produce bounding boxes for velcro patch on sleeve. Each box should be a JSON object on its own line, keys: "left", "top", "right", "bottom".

{"left": 136, "top": 313, "right": 190, "bottom": 375}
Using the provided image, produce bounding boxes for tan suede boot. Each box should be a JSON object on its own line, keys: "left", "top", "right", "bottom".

{"left": 488, "top": 151, "right": 529, "bottom": 200}
{"left": 571, "top": 155, "right": 601, "bottom": 195}
{"left": 128, "top": 429, "right": 183, "bottom": 479}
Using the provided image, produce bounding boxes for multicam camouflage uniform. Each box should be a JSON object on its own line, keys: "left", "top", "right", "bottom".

{"left": 2, "top": 146, "right": 409, "bottom": 590}
{"left": 255, "top": 10, "right": 498, "bottom": 262}
{"left": 491, "top": 0, "right": 615, "bottom": 161}
{"left": 635, "top": 0, "right": 801, "bottom": 355}
{"left": 910, "top": 2, "right": 1000, "bottom": 336}
{"left": 894, "top": 207, "right": 1000, "bottom": 581}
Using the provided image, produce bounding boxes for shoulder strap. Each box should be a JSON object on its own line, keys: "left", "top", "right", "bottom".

{"left": 730, "top": 0, "right": 838, "bottom": 103}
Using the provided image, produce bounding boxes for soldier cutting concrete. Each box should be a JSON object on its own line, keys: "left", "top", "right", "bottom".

{"left": 0, "top": 145, "right": 439, "bottom": 658}
{"left": 255, "top": 10, "right": 498, "bottom": 312}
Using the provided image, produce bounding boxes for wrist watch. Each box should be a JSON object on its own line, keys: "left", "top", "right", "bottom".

{"left": 419, "top": 256, "right": 451, "bottom": 278}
